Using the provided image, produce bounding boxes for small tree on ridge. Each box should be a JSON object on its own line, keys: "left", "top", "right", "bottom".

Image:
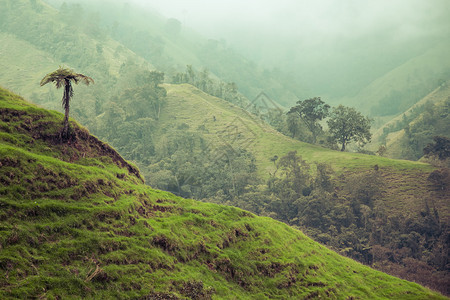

{"left": 40, "top": 67, "right": 94, "bottom": 140}
{"left": 327, "top": 105, "right": 372, "bottom": 151}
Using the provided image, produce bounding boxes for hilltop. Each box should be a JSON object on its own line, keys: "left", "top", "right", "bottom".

{"left": 1, "top": 88, "right": 447, "bottom": 299}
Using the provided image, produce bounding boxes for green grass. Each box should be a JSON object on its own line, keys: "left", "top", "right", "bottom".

{"left": 0, "top": 87, "right": 446, "bottom": 299}
{"left": 0, "top": 33, "right": 55, "bottom": 102}
{"left": 163, "top": 84, "right": 433, "bottom": 173}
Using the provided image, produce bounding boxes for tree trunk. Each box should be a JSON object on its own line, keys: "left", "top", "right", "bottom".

{"left": 341, "top": 143, "right": 346, "bottom": 151}
{"left": 62, "top": 82, "right": 71, "bottom": 140}
{"left": 157, "top": 102, "right": 161, "bottom": 120}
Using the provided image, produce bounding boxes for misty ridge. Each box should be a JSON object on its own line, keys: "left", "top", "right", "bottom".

{"left": 0, "top": 0, "right": 449, "bottom": 298}
{"left": 36, "top": 0, "right": 448, "bottom": 98}
{"left": 135, "top": 0, "right": 450, "bottom": 100}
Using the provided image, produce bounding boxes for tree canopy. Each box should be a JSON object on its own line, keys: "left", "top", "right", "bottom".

{"left": 327, "top": 105, "right": 372, "bottom": 151}
{"left": 288, "top": 97, "right": 330, "bottom": 143}
{"left": 40, "top": 67, "right": 94, "bottom": 139}
{"left": 423, "top": 136, "right": 450, "bottom": 160}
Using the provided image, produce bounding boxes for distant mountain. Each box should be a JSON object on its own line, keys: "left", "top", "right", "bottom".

{"left": 41, "top": 0, "right": 298, "bottom": 106}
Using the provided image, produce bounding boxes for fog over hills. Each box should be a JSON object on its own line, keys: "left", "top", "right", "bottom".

{"left": 139, "top": 0, "right": 450, "bottom": 101}
{"left": 43, "top": 0, "right": 450, "bottom": 111}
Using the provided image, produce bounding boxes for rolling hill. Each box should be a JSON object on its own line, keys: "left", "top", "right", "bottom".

{"left": 99, "top": 83, "right": 446, "bottom": 295}
{"left": 0, "top": 87, "right": 446, "bottom": 299}
{"left": 150, "top": 84, "right": 447, "bottom": 221}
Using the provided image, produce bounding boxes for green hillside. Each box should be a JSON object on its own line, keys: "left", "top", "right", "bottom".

{"left": 161, "top": 85, "right": 429, "bottom": 171}
{"left": 89, "top": 83, "right": 449, "bottom": 295}
{"left": 0, "top": 87, "right": 446, "bottom": 299}
{"left": 155, "top": 84, "right": 447, "bottom": 219}
{"left": 0, "top": 32, "right": 55, "bottom": 99}
{"left": 88, "top": 80, "right": 448, "bottom": 223}
{"left": 0, "top": 0, "right": 155, "bottom": 122}
{"left": 343, "top": 40, "right": 450, "bottom": 118}
{"left": 369, "top": 80, "right": 450, "bottom": 160}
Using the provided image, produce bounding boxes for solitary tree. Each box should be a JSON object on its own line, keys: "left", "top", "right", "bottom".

{"left": 40, "top": 67, "right": 94, "bottom": 139}
{"left": 327, "top": 105, "right": 372, "bottom": 151}
{"left": 288, "top": 97, "right": 330, "bottom": 143}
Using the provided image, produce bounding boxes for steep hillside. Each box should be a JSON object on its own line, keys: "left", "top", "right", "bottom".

{"left": 1, "top": 88, "right": 446, "bottom": 298}
{"left": 370, "top": 81, "right": 450, "bottom": 160}
{"left": 0, "top": 32, "right": 55, "bottom": 99}
{"left": 343, "top": 40, "right": 450, "bottom": 118}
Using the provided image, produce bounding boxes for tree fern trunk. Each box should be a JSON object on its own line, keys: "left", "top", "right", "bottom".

{"left": 62, "top": 82, "right": 71, "bottom": 139}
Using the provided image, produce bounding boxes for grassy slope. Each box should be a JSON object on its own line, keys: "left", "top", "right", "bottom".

{"left": 343, "top": 40, "right": 450, "bottom": 116}
{"left": 162, "top": 84, "right": 449, "bottom": 222}
{"left": 0, "top": 23, "right": 152, "bottom": 110}
{"left": 0, "top": 32, "right": 56, "bottom": 100}
{"left": 369, "top": 81, "right": 450, "bottom": 158}
{"left": 0, "top": 88, "right": 446, "bottom": 299}
{"left": 163, "top": 84, "right": 432, "bottom": 172}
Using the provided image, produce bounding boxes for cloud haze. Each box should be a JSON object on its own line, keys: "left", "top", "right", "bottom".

{"left": 135, "top": 0, "right": 450, "bottom": 41}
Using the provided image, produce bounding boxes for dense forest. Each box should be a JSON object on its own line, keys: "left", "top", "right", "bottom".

{"left": 1, "top": 0, "right": 449, "bottom": 297}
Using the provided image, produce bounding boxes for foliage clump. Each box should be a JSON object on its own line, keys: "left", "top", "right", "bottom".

{"left": 288, "top": 97, "right": 330, "bottom": 144}
{"left": 327, "top": 105, "right": 372, "bottom": 151}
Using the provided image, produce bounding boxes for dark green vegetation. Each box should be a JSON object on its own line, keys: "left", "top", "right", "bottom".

{"left": 2, "top": 88, "right": 446, "bottom": 299}
{"left": 288, "top": 97, "right": 330, "bottom": 144}
{"left": 424, "top": 136, "right": 450, "bottom": 162}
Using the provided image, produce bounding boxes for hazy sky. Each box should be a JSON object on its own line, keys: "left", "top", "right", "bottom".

{"left": 135, "top": 0, "right": 449, "bottom": 41}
